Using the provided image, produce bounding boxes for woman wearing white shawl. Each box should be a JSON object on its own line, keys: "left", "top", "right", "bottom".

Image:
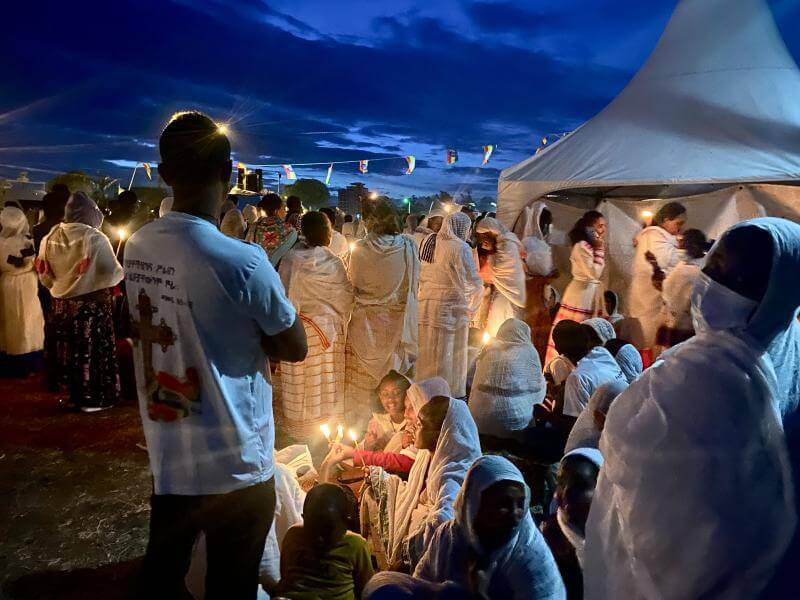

{"left": 278, "top": 212, "right": 354, "bottom": 440}
{"left": 474, "top": 217, "right": 527, "bottom": 337}
{"left": 469, "top": 318, "right": 545, "bottom": 437}
{"left": 361, "top": 382, "right": 480, "bottom": 571}
{"left": 520, "top": 202, "right": 557, "bottom": 363}
{"left": 415, "top": 455, "right": 565, "bottom": 599}
{"left": 220, "top": 207, "right": 246, "bottom": 239}
{"left": 564, "top": 379, "right": 628, "bottom": 453}
{"left": 627, "top": 202, "right": 687, "bottom": 352}
{"left": 346, "top": 201, "right": 420, "bottom": 426}
{"left": 417, "top": 212, "right": 483, "bottom": 397}
{"left": 37, "top": 192, "right": 124, "bottom": 410}
{"left": 0, "top": 206, "right": 45, "bottom": 376}
{"left": 584, "top": 217, "right": 798, "bottom": 599}
{"left": 414, "top": 205, "right": 447, "bottom": 250}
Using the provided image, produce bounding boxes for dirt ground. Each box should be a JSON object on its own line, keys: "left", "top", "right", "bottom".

{"left": 0, "top": 374, "right": 150, "bottom": 600}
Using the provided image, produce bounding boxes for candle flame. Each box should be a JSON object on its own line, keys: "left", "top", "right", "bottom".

{"left": 336, "top": 424, "right": 344, "bottom": 442}
{"left": 116, "top": 227, "right": 128, "bottom": 240}
{"left": 348, "top": 428, "right": 358, "bottom": 442}
{"left": 482, "top": 331, "right": 491, "bottom": 345}
{"left": 349, "top": 242, "right": 356, "bottom": 252}
{"left": 641, "top": 209, "right": 654, "bottom": 219}
{"left": 320, "top": 423, "right": 331, "bottom": 439}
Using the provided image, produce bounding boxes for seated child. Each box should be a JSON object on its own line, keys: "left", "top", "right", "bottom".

{"left": 277, "top": 483, "right": 375, "bottom": 600}
{"left": 364, "top": 370, "right": 412, "bottom": 452}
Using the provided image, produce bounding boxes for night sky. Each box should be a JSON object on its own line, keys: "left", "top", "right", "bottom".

{"left": 2, "top": 0, "right": 799, "bottom": 199}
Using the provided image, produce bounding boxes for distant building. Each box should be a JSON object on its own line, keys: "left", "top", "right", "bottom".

{"left": 337, "top": 182, "right": 369, "bottom": 217}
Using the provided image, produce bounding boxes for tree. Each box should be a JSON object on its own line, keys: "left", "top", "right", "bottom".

{"left": 284, "top": 178, "right": 330, "bottom": 209}
{"left": 48, "top": 171, "right": 95, "bottom": 195}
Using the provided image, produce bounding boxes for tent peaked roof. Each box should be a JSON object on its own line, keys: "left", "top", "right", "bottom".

{"left": 498, "top": 0, "right": 800, "bottom": 226}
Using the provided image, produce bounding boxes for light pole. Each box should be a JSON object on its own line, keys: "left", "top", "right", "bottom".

{"left": 404, "top": 197, "right": 411, "bottom": 214}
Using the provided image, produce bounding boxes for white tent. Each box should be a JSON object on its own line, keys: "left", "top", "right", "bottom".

{"left": 498, "top": 0, "right": 800, "bottom": 227}
{"left": 497, "top": 0, "right": 800, "bottom": 298}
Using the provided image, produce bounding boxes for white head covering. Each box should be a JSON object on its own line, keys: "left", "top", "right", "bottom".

{"left": 220, "top": 208, "right": 246, "bottom": 239}
{"left": 242, "top": 204, "right": 259, "bottom": 225}
{"left": 158, "top": 196, "right": 173, "bottom": 217}
{"left": 407, "top": 377, "right": 450, "bottom": 416}
{"left": 342, "top": 221, "right": 356, "bottom": 240}
{"left": 0, "top": 206, "right": 33, "bottom": 262}
{"left": 438, "top": 211, "right": 472, "bottom": 243}
{"left": 584, "top": 219, "right": 797, "bottom": 599}
{"left": 613, "top": 343, "right": 643, "bottom": 383}
{"left": 414, "top": 455, "right": 565, "bottom": 598}
{"left": 562, "top": 447, "right": 604, "bottom": 469}
{"left": 584, "top": 318, "right": 616, "bottom": 344}
{"left": 521, "top": 201, "right": 550, "bottom": 242}
{"left": 606, "top": 290, "right": 624, "bottom": 324}
{"left": 474, "top": 217, "right": 526, "bottom": 309}
{"left": 565, "top": 380, "right": 628, "bottom": 453}
{"left": 470, "top": 318, "right": 545, "bottom": 436}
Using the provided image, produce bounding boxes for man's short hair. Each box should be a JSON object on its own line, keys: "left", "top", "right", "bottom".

{"left": 319, "top": 207, "right": 336, "bottom": 226}
{"left": 159, "top": 111, "right": 231, "bottom": 186}
{"left": 259, "top": 193, "right": 283, "bottom": 216}
{"left": 301, "top": 211, "right": 330, "bottom": 247}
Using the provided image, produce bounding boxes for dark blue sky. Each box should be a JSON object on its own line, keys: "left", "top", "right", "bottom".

{"left": 2, "top": 0, "right": 799, "bottom": 198}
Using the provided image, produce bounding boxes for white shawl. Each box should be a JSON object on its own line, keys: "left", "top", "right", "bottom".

{"left": 469, "top": 318, "right": 545, "bottom": 436}
{"left": 348, "top": 233, "right": 420, "bottom": 380}
{"left": 37, "top": 222, "right": 123, "bottom": 299}
{"left": 279, "top": 245, "right": 353, "bottom": 346}
{"left": 476, "top": 217, "right": 526, "bottom": 309}
{"left": 521, "top": 201, "right": 554, "bottom": 277}
{"left": 415, "top": 455, "right": 565, "bottom": 599}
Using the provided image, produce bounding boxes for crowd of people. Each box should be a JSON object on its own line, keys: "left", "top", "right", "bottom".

{"left": 0, "top": 109, "right": 798, "bottom": 599}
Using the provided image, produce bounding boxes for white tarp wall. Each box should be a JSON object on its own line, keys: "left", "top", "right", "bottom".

{"left": 537, "top": 184, "right": 800, "bottom": 310}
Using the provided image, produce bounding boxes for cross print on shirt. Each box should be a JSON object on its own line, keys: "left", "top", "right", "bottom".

{"left": 130, "top": 288, "right": 200, "bottom": 422}
{"left": 130, "top": 288, "right": 177, "bottom": 389}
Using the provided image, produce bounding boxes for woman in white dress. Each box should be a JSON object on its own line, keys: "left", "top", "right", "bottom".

{"left": 279, "top": 212, "right": 354, "bottom": 440}
{"left": 544, "top": 211, "right": 606, "bottom": 367}
{"left": 346, "top": 199, "right": 419, "bottom": 428}
{"left": 627, "top": 202, "right": 686, "bottom": 354}
{"left": 0, "top": 206, "right": 45, "bottom": 376}
{"left": 417, "top": 212, "right": 483, "bottom": 398}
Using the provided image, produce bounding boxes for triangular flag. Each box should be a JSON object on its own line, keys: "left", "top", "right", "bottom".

{"left": 142, "top": 162, "right": 152, "bottom": 180}
{"left": 541, "top": 136, "right": 548, "bottom": 146}
{"left": 446, "top": 149, "right": 458, "bottom": 165}
{"left": 405, "top": 155, "right": 416, "bottom": 175}
{"left": 481, "top": 145, "right": 494, "bottom": 165}
{"left": 117, "top": 185, "right": 124, "bottom": 195}
{"left": 325, "top": 163, "right": 333, "bottom": 185}
{"left": 359, "top": 160, "right": 368, "bottom": 174}
{"left": 282, "top": 165, "right": 297, "bottom": 180}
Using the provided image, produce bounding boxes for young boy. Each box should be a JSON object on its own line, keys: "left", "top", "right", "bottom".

{"left": 277, "top": 483, "right": 374, "bottom": 599}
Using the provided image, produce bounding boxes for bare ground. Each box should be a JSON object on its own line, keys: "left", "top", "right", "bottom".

{"left": 0, "top": 374, "right": 150, "bottom": 600}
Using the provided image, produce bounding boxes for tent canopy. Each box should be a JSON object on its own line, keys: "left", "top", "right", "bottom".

{"left": 497, "top": 0, "right": 800, "bottom": 228}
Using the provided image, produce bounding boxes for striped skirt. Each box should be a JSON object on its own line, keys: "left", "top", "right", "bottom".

{"left": 280, "top": 318, "right": 346, "bottom": 441}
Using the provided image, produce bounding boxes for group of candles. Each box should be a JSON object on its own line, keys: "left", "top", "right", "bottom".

{"left": 320, "top": 423, "right": 366, "bottom": 468}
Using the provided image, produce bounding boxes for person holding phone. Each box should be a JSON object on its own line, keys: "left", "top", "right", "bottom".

{"left": 544, "top": 210, "right": 607, "bottom": 367}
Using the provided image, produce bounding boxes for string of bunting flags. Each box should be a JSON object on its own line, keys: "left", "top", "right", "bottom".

{"left": 246, "top": 145, "right": 497, "bottom": 182}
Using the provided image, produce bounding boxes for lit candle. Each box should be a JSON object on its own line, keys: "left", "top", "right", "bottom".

{"left": 349, "top": 242, "right": 356, "bottom": 252}
{"left": 336, "top": 424, "right": 344, "bottom": 443}
{"left": 641, "top": 209, "right": 654, "bottom": 224}
{"left": 482, "top": 331, "right": 491, "bottom": 345}
{"left": 115, "top": 227, "right": 128, "bottom": 256}
{"left": 320, "top": 423, "right": 331, "bottom": 442}
{"left": 349, "top": 428, "right": 366, "bottom": 468}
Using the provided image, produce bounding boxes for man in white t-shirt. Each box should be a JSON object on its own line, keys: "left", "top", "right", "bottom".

{"left": 563, "top": 325, "right": 627, "bottom": 418}
{"left": 127, "top": 111, "right": 307, "bottom": 599}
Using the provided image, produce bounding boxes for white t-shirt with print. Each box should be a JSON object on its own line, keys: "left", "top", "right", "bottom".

{"left": 125, "top": 212, "right": 296, "bottom": 495}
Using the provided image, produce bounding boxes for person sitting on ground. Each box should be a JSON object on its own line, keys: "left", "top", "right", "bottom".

{"left": 470, "top": 318, "right": 545, "bottom": 438}
{"left": 277, "top": 483, "right": 374, "bottom": 600}
{"left": 584, "top": 218, "right": 799, "bottom": 599}
{"left": 603, "top": 338, "right": 643, "bottom": 384}
{"left": 582, "top": 317, "right": 616, "bottom": 346}
{"left": 324, "top": 377, "right": 446, "bottom": 477}
{"left": 603, "top": 291, "right": 623, "bottom": 326}
{"left": 543, "top": 320, "right": 587, "bottom": 387}
{"left": 365, "top": 370, "right": 413, "bottom": 451}
{"left": 320, "top": 207, "right": 349, "bottom": 261}
{"left": 361, "top": 391, "right": 481, "bottom": 571}
{"left": 541, "top": 448, "right": 603, "bottom": 599}
{"left": 249, "top": 192, "right": 299, "bottom": 266}
{"left": 657, "top": 227, "right": 712, "bottom": 348}
{"left": 564, "top": 380, "right": 628, "bottom": 453}
{"left": 415, "top": 455, "right": 566, "bottom": 599}
{"left": 562, "top": 324, "right": 627, "bottom": 420}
